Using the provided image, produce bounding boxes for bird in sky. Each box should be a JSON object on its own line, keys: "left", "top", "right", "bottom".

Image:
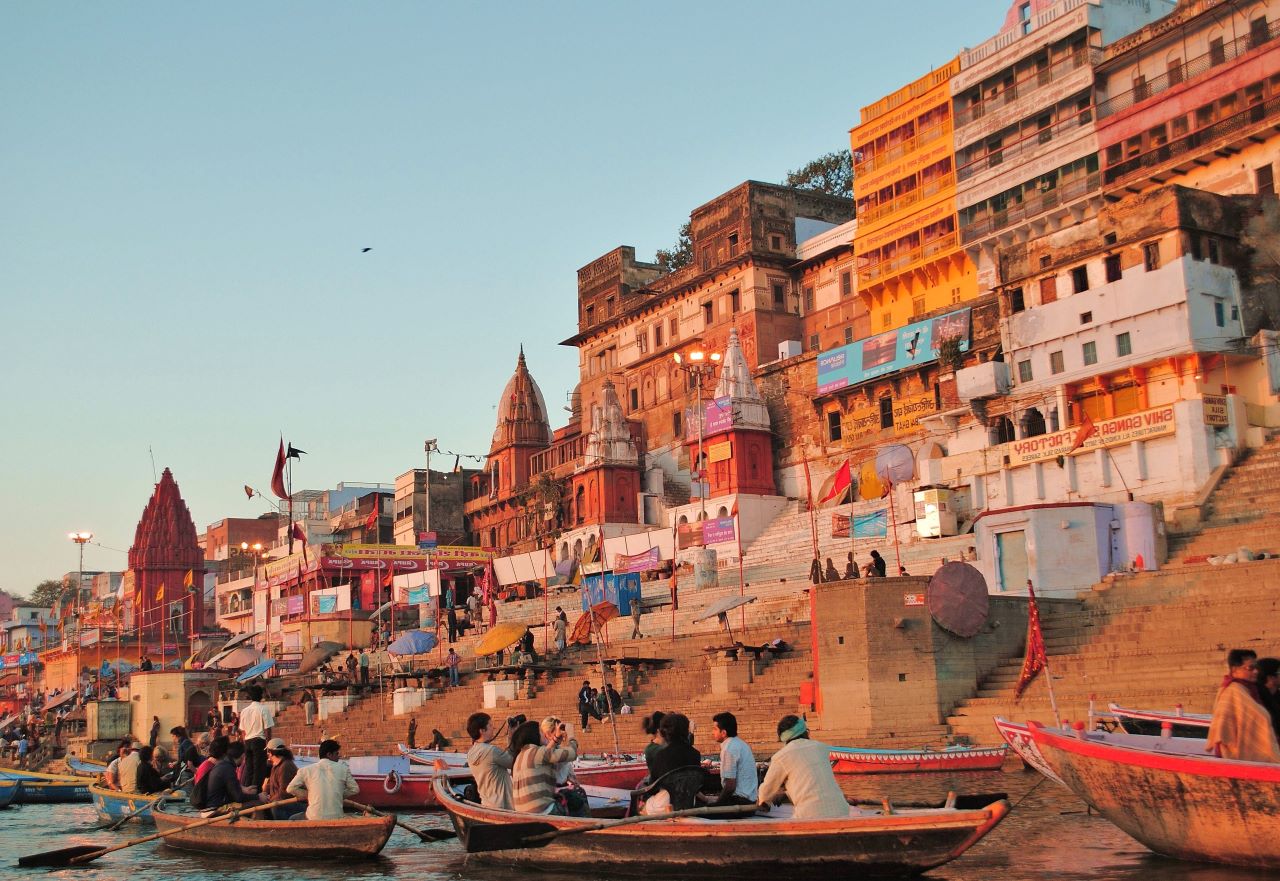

{"left": 361, "top": 247, "right": 372, "bottom": 253}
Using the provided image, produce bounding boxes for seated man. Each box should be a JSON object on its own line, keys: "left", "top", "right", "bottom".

{"left": 757, "top": 715, "right": 849, "bottom": 819}
{"left": 1208, "top": 648, "right": 1280, "bottom": 763}
{"left": 205, "top": 741, "right": 258, "bottom": 811}
{"left": 700, "top": 711, "right": 757, "bottom": 808}
{"left": 287, "top": 738, "right": 358, "bottom": 820}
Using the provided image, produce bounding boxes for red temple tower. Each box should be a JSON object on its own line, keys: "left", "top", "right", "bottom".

{"left": 127, "top": 468, "right": 205, "bottom": 644}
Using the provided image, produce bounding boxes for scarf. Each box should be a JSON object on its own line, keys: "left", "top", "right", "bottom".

{"left": 779, "top": 717, "right": 808, "bottom": 743}
{"left": 1222, "top": 675, "right": 1265, "bottom": 706}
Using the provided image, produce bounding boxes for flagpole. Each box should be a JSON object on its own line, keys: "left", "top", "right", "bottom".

{"left": 888, "top": 482, "right": 902, "bottom": 574}
{"left": 734, "top": 502, "right": 746, "bottom": 635}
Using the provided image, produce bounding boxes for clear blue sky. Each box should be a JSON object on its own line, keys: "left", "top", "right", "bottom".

{"left": 0, "top": 1, "right": 1006, "bottom": 596}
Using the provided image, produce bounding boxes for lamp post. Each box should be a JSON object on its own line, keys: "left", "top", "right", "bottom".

{"left": 423, "top": 438, "right": 438, "bottom": 536}
{"left": 67, "top": 531, "right": 93, "bottom": 705}
{"left": 672, "top": 350, "right": 721, "bottom": 521}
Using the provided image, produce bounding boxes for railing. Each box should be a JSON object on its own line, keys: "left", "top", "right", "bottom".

{"left": 1097, "top": 20, "right": 1280, "bottom": 119}
{"left": 1104, "top": 95, "right": 1280, "bottom": 185}
{"left": 857, "top": 231, "right": 960, "bottom": 286}
{"left": 857, "top": 172, "right": 956, "bottom": 225}
{"left": 960, "top": 171, "right": 1100, "bottom": 243}
{"left": 957, "top": 106, "right": 1093, "bottom": 182}
{"left": 954, "top": 48, "right": 1099, "bottom": 128}
{"left": 854, "top": 122, "right": 950, "bottom": 177}
{"left": 529, "top": 434, "right": 587, "bottom": 477}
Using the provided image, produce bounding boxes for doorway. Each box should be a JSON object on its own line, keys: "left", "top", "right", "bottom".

{"left": 996, "top": 530, "right": 1029, "bottom": 592}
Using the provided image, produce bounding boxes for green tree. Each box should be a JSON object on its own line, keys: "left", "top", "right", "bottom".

{"left": 783, "top": 149, "right": 854, "bottom": 199}
{"left": 655, "top": 220, "right": 693, "bottom": 273}
{"left": 27, "top": 579, "right": 67, "bottom": 608}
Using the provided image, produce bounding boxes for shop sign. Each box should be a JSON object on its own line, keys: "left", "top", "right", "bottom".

{"left": 892, "top": 391, "right": 936, "bottom": 435}
{"left": 841, "top": 402, "right": 881, "bottom": 448}
{"left": 1006, "top": 405, "right": 1176, "bottom": 467}
{"left": 1202, "top": 395, "right": 1229, "bottom": 427}
{"left": 903, "top": 593, "right": 925, "bottom": 606}
{"left": 817, "top": 307, "right": 971, "bottom": 394}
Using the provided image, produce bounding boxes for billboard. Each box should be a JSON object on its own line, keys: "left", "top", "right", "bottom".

{"left": 817, "top": 307, "right": 971, "bottom": 395}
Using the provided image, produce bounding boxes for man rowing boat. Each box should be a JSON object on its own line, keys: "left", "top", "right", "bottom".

{"left": 286, "top": 739, "right": 358, "bottom": 820}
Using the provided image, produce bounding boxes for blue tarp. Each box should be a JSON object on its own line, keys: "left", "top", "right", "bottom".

{"left": 581, "top": 573, "right": 642, "bottom": 616}
{"left": 235, "top": 658, "right": 276, "bottom": 683}
{"left": 387, "top": 629, "right": 438, "bottom": 656}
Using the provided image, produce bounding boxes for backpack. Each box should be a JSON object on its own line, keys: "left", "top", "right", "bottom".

{"left": 189, "top": 770, "right": 209, "bottom": 809}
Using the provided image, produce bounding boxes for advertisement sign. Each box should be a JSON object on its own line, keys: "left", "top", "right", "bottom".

{"left": 286, "top": 595, "right": 305, "bottom": 615}
{"left": 701, "top": 517, "right": 737, "bottom": 545}
{"left": 707, "top": 441, "right": 733, "bottom": 463}
{"left": 677, "top": 522, "right": 700, "bottom": 550}
{"left": 614, "top": 546, "right": 661, "bottom": 574}
{"left": 842, "top": 402, "right": 881, "bottom": 447}
{"left": 406, "top": 586, "right": 431, "bottom": 605}
{"left": 1202, "top": 394, "right": 1229, "bottom": 427}
{"left": 816, "top": 307, "right": 971, "bottom": 394}
{"left": 832, "top": 509, "right": 889, "bottom": 539}
{"left": 1005, "top": 405, "right": 1177, "bottom": 467}
{"left": 903, "top": 593, "right": 925, "bottom": 606}
{"left": 893, "top": 391, "right": 936, "bottom": 435}
{"left": 582, "top": 572, "right": 642, "bottom": 616}
{"left": 417, "top": 531, "right": 439, "bottom": 548}
{"left": 685, "top": 397, "right": 734, "bottom": 441}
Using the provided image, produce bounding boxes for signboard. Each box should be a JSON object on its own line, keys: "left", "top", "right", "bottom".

{"left": 707, "top": 441, "right": 732, "bottom": 463}
{"left": 1202, "top": 394, "right": 1229, "bottom": 427}
{"left": 841, "top": 402, "right": 881, "bottom": 447}
{"left": 893, "top": 391, "right": 936, "bottom": 435}
{"left": 614, "top": 546, "right": 661, "bottom": 574}
{"left": 701, "top": 517, "right": 737, "bottom": 545}
{"left": 816, "top": 307, "right": 971, "bottom": 394}
{"left": 582, "top": 572, "right": 642, "bottom": 616}
{"left": 286, "top": 595, "right": 305, "bottom": 615}
{"left": 832, "top": 509, "right": 889, "bottom": 539}
{"left": 685, "top": 397, "right": 734, "bottom": 441}
{"left": 406, "top": 586, "right": 431, "bottom": 605}
{"left": 903, "top": 593, "right": 926, "bottom": 607}
{"left": 417, "top": 531, "right": 439, "bottom": 548}
{"left": 1005, "top": 404, "right": 1177, "bottom": 467}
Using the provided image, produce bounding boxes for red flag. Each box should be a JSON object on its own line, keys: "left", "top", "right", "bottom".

{"left": 381, "top": 566, "right": 395, "bottom": 588}
{"left": 244, "top": 485, "right": 255, "bottom": 500}
{"left": 364, "top": 502, "right": 379, "bottom": 534}
{"left": 818, "top": 460, "right": 852, "bottom": 503}
{"left": 1014, "top": 580, "right": 1047, "bottom": 700}
{"left": 291, "top": 522, "right": 307, "bottom": 545}
{"left": 1067, "top": 414, "right": 1096, "bottom": 455}
{"left": 270, "top": 439, "right": 288, "bottom": 500}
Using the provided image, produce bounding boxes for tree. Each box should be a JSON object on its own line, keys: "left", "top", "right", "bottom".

{"left": 655, "top": 220, "right": 693, "bottom": 273}
{"left": 27, "top": 579, "right": 66, "bottom": 608}
{"left": 783, "top": 149, "right": 854, "bottom": 199}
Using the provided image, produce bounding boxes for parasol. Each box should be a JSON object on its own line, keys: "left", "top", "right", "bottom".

{"left": 211, "top": 646, "right": 267, "bottom": 671}
{"left": 693, "top": 595, "right": 757, "bottom": 644}
{"left": 570, "top": 602, "right": 619, "bottom": 646}
{"left": 475, "top": 622, "right": 528, "bottom": 657}
{"left": 236, "top": 659, "right": 276, "bottom": 683}
{"left": 298, "top": 641, "right": 345, "bottom": 673}
{"left": 387, "top": 630, "right": 439, "bottom": 656}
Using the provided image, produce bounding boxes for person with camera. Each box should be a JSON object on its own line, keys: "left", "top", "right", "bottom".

{"left": 466, "top": 712, "right": 513, "bottom": 810}
{"left": 511, "top": 717, "right": 584, "bottom": 815}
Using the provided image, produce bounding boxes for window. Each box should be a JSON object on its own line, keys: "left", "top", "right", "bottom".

{"left": 670, "top": 316, "right": 679, "bottom": 340}
{"left": 772, "top": 283, "right": 785, "bottom": 306}
{"left": 1214, "top": 299, "right": 1226, "bottom": 327}
{"left": 1104, "top": 253, "right": 1122, "bottom": 283}
{"left": 1116, "top": 332, "right": 1132, "bottom": 356}
{"left": 729, "top": 289, "right": 740, "bottom": 313}
{"left": 629, "top": 387, "right": 639, "bottom": 410}
{"left": 606, "top": 296, "right": 615, "bottom": 317}
{"left": 1167, "top": 57, "right": 1183, "bottom": 86}
{"left": 844, "top": 326, "right": 854, "bottom": 344}
{"left": 702, "top": 302, "right": 713, "bottom": 326}
{"left": 1040, "top": 276, "right": 1057, "bottom": 304}
{"left": 808, "top": 334, "right": 819, "bottom": 352}
{"left": 585, "top": 305, "right": 595, "bottom": 326}
{"left": 1080, "top": 311, "right": 1092, "bottom": 325}
{"left": 840, "top": 271, "right": 852, "bottom": 297}
{"left": 1082, "top": 341, "right": 1097, "bottom": 366}
{"left": 636, "top": 328, "right": 649, "bottom": 355}
{"left": 654, "top": 323, "right": 663, "bottom": 348}
{"left": 1189, "top": 234, "right": 1203, "bottom": 261}
{"left": 879, "top": 396, "right": 894, "bottom": 429}
{"left": 728, "top": 233, "right": 739, "bottom": 257}
{"left": 1207, "top": 238, "right": 1220, "bottom": 264}
{"left": 770, "top": 234, "right": 783, "bottom": 250}
{"left": 1209, "top": 37, "right": 1225, "bottom": 65}
{"left": 1251, "top": 16, "right": 1269, "bottom": 49}
{"left": 827, "top": 411, "right": 842, "bottom": 442}
{"left": 1143, "top": 241, "right": 1160, "bottom": 271}
{"left": 912, "top": 295, "right": 925, "bottom": 317}
{"left": 1259, "top": 164, "right": 1276, "bottom": 196}
{"left": 1017, "top": 359, "right": 1033, "bottom": 383}
{"left": 1009, "top": 287, "right": 1025, "bottom": 313}
{"left": 673, "top": 411, "right": 682, "bottom": 437}
{"left": 803, "top": 286, "right": 814, "bottom": 312}
{"left": 1071, "top": 266, "right": 1089, "bottom": 293}
{"left": 1050, "top": 351, "right": 1065, "bottom": 374}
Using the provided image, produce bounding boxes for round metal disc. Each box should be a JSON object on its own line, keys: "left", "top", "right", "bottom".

{"left": 927, "top": 562, "right": 989, "bottom": 638}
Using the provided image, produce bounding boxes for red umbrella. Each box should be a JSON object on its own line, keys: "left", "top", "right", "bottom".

{"left": 570, "top": 601, "right": 619, "bottom": 645}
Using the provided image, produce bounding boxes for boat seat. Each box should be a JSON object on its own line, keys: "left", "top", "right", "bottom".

{"left": 628, "top": 766, "right": 708, "bottom": 815}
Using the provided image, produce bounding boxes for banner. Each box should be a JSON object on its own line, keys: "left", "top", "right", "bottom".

{"left": 817, "top": 307, "right": 971, "bottom": 394}
{"left": 582, "top": 572, "right": 642, "bottom": 616}
{"left": 832, "top": 509, "right": 889, "bottom": 538}
{"left": 406, "top": 586, "right": 430, "bottom": 605}
{"left": 313, "top": 594, "right": 337, "bottom": 614}
{"left": 677, "top": 522, "right": 700, "bottom": 550}
{"left": 701, "top": 517, "right": 737, "bottom": 545}
{"left": 286, "top": 595, "right": 305, "bottom": 615}
{"left": 614, "top": 546, "right": 661, "bottom": 574}
{"left": 1006, "top": 404, "right": 1176, "bottom": 466}
{"left": 893, "top": 391, "right": 936, "bottom": 435}
{"left": 707, "top": 441, "right": 733, "bottom": 463}
{"left": 841, "top": 402, "right": 881, "bottom": 448}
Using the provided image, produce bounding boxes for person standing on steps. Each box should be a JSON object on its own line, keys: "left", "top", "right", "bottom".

{"left": 446, "top": 647, "right": 461, "bottom": 687}
{"left": 577, "top": 680, "right": 601, "bottom": 731}
{"left": 345, "top": 651, "right": 358, "bottom": 682}
{"left": 553, "top": 607, "right": 568, "bottom": 655}
{"left": 358, "top": 648, "right": 370, "bottom": 686}
{"left": 630, "top": 598, "right": 644, "bottom": 639}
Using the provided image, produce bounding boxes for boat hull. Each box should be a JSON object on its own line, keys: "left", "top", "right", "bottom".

{"left": 152, "top": 803, "right": 395, "bottom": 859}
{"left": 12, "top": 778, "right": 93, "bottom": 803}
{"left": 1108, "top": 704, "right": 1210, "bottom": 739}
{"left": 993, "top": 718, "right": 1063, "bottom": 786}
{"left": 1031, "top": 721, "right": 1280, "bottom": 869}
{"left": 89, "top": 783, "right": 180, "bottom": 824}
{"left": 66, "top": 756, "right": 108, "bottom": 777}
{"left": 0, "top": 779, "right": 17, "bottom": 808}
{"left": 434, "top": 777, "right": 1009, "bottom": 877}
{"left": 828, "top": 745, "right": 1007, "bottom": 775}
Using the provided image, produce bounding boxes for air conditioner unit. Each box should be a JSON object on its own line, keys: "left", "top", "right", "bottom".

{"left": 778, "top": 340, "right": 803, "bottom": 360}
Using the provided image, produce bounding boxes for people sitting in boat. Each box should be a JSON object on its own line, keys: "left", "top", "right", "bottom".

{"left": 641, "top": 711, "right": 667, "bottom": 776}
{"left": 194, "top": 736, "right": 226, "bottom": 788}
{"left": 1257, "top": 657, "right": 1280, "bottom": 742}
{"left": 287, "top": 738, "right": 358, "bottom": 820}
{"left": 260, "top": 737, "right": 302, "bottom": 820}
{"left": 757, "top": 715, "right": 849, "bottom": 820}
{"left": 134, "top": 745, "right": 167, "bottom": 794}
{"left": 102, "top": 739, "right": 133, "bottom": 790}
{"left": 466, "top": 711, "right": 514, "bottom": 810}
{"left": 1207, "top": 648, "right": 1280, "bottom": 763}
{"left": 117, "top": 740, "right": 145, "bottom": 793}
{"left": 643, "top": 712, "right": 703, "bottom": 814}
{"left": 205, "top": 741, "right": 259, "bottom": 811}
{"left": 698, "top": 712, "right": 757, "bottom": 808}
{"left": 511, "top": 719, "right": 581, "bottom": 816}
{"left": 169, "top": 725, "right": 200, "bottom": 781}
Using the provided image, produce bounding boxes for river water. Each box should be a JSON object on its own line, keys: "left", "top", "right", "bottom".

{"left": 4, "top": 768, "right": 1277, "bottom": 881}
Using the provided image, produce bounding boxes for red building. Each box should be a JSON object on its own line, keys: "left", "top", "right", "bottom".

{"left": 127, "top": 468, "right": 206, "bottom": 644}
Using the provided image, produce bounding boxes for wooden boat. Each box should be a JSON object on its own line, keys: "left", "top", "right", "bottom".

{"left": 993, "top": 717, "right": 1063, "bottom": 786}
{"left": 1108, "top": 703, "right": 1210, "bottom": 738}
{"left": 0, "top": 777, "right": 18, "bottom": 808}
{"left": 1029, "top": 720, "right": 1280, "bottom": 869}
{"left": 89, "top": 782, "right": 182, "bottom": 824}
{"left": 399, "top": 746, "right": 649, "bottom": 800}
{"left": 151, "top": 800, "right": 395, "bottom": 859}
{"left": 65, "top": 755, "right": 108, "bottom": 777}
{"left": 433, "top": 775, "right": 1009, "bottom": 876}
{"left": 827, "top": 743, "right": 1008, "bottom": 774}
{"left": 1, "top": 768, "right": 93, "bottom": 803}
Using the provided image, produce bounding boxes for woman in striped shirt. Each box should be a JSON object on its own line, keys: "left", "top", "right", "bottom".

{"left": 511, "top": 720, "right": 578, "bottom": 814}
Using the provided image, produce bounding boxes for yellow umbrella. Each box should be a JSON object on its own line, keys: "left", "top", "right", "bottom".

{"left": 475, "top": 623, "right": 528, "bottom": 657}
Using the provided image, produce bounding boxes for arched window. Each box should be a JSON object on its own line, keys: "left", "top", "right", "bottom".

{"left": 717, "top": 506, "right": 729, "bottom": 518}
{"left": 574, "top": 485, "right": 585, "bottom": 525}
{"left": 993, "top": 416, "right": 1016, "bottom": 445}
{"left": 1020, "top": 407, "right": 1047, "bottom": 438}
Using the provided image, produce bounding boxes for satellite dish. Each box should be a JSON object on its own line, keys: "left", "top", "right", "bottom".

{"left": 927, "top": 562, "right": 989, "bottom": 638}
{"left": 875, "top": 444, "right": 915, "bottom": 486}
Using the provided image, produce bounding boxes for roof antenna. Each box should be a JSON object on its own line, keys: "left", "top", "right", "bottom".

{"left": 148, "top": 446, "right": 157, "bottom": 482}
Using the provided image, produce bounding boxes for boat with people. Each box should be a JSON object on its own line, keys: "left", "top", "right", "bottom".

{"left": 65, "top": 755, "right": 108, "bottom": 777}
{"left": 150, "top": 799, "right": 396, "bottom": 859}
{"left": 432, "top": 774, "right": 1010, "bottom": 876}
{"left": 89, "top": 782, "right": 182, "bottom": 824}
{"left": 1, "top": 768, "right": 92, "bottom": 803}
{"left": 1107, "top": 703, "right": 1210, "bottom": 738}
{"left": 1028, "top": 720, "right": 1280, "bottom": 869}
{"left": 827, "top": 743, "right": 1008, "bottom": 774}
{"left": 399, "top": 745, "right": 649, "bottom": 794}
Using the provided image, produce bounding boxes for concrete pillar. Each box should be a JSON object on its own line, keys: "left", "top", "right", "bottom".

{"left": 1097, "top": 448, "right": 1112, "bottom": 488}
{"left": 1132, "top": 440, "right": 1148, "bottom": 481}
{"left": 1033, "top": 463, "right": 1046, "bottom": 500}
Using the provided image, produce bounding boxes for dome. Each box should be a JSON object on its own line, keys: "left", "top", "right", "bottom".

{"left": 491, "top": 348, "right": 551, "bottom": 451}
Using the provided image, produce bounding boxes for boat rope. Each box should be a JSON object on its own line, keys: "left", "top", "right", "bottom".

{"left": 1012, "top": 774, "right": 1049, "bottom": 811}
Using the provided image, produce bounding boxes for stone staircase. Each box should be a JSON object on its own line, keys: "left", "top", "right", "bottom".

{"left": 1168, "top": 436, "right": 1280, "bottom": 561}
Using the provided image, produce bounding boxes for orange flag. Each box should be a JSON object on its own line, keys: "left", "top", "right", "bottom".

{"left": 1014, "top": 581, "right": 1047, "bottom": 700}
{"left": 1067, "top": 414, "right": 1096, "bottom": 455}
{"left": 155, "top": 583, "right": 165, "bottom": 603}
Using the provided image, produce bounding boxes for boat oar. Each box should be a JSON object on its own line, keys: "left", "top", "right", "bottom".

{"left": 103, "top": 768, "right": 191, "bottom": 831}
{"left": 18, "top": 797, "right": 300, "bottom": 867}
{"left": 464, "top": 802, "right": 758, "bottom": 854}
{"left": 343, "top": 799, "right": 457, "bottom": 842}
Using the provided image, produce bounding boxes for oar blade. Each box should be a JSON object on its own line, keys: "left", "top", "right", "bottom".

{"left": 464, "top": 820, "right": 558, "bottom": 853}
{"left": 18, "top": 845, "right": 105, "bottom": 868}
{"left": 416, "top": 828, "right": 458, "bottom": 843}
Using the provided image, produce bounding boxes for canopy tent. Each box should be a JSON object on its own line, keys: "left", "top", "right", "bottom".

{"left": 570, "top": 602, "right": 619, "bottom": 646}
{"left": 297, "top": 641, "right": 344, "bottom": 674}
{"left": 211, "top": 646, "right": 267, "bottom": 671}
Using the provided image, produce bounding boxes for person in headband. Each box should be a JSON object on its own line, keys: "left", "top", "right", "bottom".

{"left": 757, "top": 714, "right": 849, "bottom": 819}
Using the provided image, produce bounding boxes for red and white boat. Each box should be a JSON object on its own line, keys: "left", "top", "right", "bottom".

{"left": 993, "top": 717, "right": 1063, "bottom": 786}
{"left": 827, "top": 743, "right": 1007, "bottom": 774}
{"left": 1108, "top": 703, "right": 1210, "bottom": 738}
{"left": 400, "top": 744, "right": 649, "bottom": 790}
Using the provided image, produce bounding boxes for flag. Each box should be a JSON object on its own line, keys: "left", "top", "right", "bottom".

{"left": 1067, "top": 414, "right": 1096, "bottom": 455}
{"left": 291, "top": 522, "right": 308, "bottom": 545}
{"left": 155, "top": 583, "right": 165, "bottom": 603}
{"left": 244, "top": 484, "right": 255, "bottom": 500}
{"left": 364, "top": 502, "right": 379, "bottom": 533}
{"left": 1014, "top": 581, "right": 1047, "bottom": 700}
{"left": 287, "top": 443, "right": 306, "bottom": 459}
{"left": 270, "top": 438, "right": 288, "bottom": 499}
{"left": 818, "top": 460, "right": 852, "bottom": 504}
{"left": 669, "top": 568, "right": 679, "bottom": 612}
{"left": 183, "top": 569, "right": 193, "bottom": 588}
{"left": 382, "top": 566, "right": 395, "bottom": 588}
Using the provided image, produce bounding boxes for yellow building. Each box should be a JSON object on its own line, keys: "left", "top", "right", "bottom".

{"left": 850, "top": 58, "right": 976, "bottom": 334}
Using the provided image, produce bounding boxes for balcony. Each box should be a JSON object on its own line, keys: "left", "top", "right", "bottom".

{"left": 1097, "top": 21, "right": 1280, "bottom": 120}
{"left": 956, "top": 107, "right": 1092, "bottom": 184}
{"left": 1105, "top": 94, "right": 1280, "bottom": 188}
{"left": 857, "top": 230, "right": 959, "bottom": 287}
{"left": 854, "top": 123, "right": 950, "bottom": 178}
{"left": 955, "top": 361, "right": 1011, "bottom": 402}
{"left": 955, "top": 48, "right": 1100, "bottom": 127}
{"left": 960, "top": 171, "right": 1100, "bottom": 243}
{"left": 858, "top": 172, "right": 956, "bottom": 226}
{"left": 529, "top": 433, "right": 586, "bottom": 479}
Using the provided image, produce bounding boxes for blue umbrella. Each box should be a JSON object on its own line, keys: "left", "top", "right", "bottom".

{"left": 387, "top": 629, "right": 438, "bottom": 655}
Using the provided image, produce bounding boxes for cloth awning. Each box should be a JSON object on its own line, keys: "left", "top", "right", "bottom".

{"left": 45, "top": 690, "right": 77, "bottom": 710}
{"left": 0, "top": 672, "right": 23, "bottom": 687}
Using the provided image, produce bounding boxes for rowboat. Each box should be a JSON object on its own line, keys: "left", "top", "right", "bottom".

{"left": 400, "top": 743, "right": 649, "bottom": 789}
{"left": 993, "top": 717, "right": 1063, "bottom": 785}
{"left": 827, "top": 743, "right": 1008, "bottom": 774}
{"left": 66, "top": 755, "right": 108, "bottom": 777}
{"left": 433, "top": 775, "right": 1010, "bottom": 876}
{"left": 0, "top": 768, "right": 93, "bottom": 803}
{"left": 89, "top": 782, "right": 182, "bottom": 824}
{"left": 0, "top": 777, "right": 18, "bottom": 808}
{"left": 1029, "top": 721, "right": 1280, "bottom": 868}
{"left": 1108, "top": 703, "right": 1210, "bottom": 738}
{"left": 151, "top": 800, "right": 395, "bottom": 859}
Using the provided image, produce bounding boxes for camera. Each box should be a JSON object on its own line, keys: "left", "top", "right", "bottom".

{"left": 507, "top": 714, "right": 527, "bottom": 730}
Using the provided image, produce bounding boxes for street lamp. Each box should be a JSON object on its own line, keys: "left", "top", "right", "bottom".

{"left": 67, "top": 531, "right": 93, "bottom": 705}
{"left": 672, "top": 350, "right": 722, "bottom": 521}
{"left": 423, "top": 438, "right": 438, "bottom": 537}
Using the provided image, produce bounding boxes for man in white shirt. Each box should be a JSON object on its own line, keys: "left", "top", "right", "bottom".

{"left": 757, "top": 715, "right": 849, "bottom": 820}
{"left": 286, "top": 739, "right": 359, "bottom": 820}
{"left": 465, "top": 712, "right": 513, "bottom": 810}
{"left": 238, "top": 685, "right": 275, "bottom": 791}
{"left": 103, "top": 740, "right": 133, "bottom": 791}
{"left": 701, "top": 711, "right": 757, "bottom": 806}
{"left": 117, "top": 741, "right": 145, "bottom": 793}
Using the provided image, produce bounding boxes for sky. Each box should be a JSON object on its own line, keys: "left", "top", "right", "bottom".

{"left": 0, "top": 1, "right": 1008, "bottom": 596}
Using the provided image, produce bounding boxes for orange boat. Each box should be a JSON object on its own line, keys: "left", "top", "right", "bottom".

{"left": 151, "top": 801, "right": 394, "bottom": 859}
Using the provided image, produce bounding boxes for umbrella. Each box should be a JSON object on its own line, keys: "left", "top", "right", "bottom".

{"left": 298, "top": 641, "right": 345, "bottom": 673}
{"left": 693, "top": 595, "right": 757, "bottom": 644}
{"left": 475, "top": 623, "right": 527, "bottom": 657}
{"left": 387, "top": 630, "right": 438, "bottom": 656}
{"left": 570, "top": 602, "right": 619, "bottom": 646}
{"left": 236, "top": 659, "right": 276, "bottom": 683}
{"left": 212, "top": 646, "right": 266, "bottom": 671}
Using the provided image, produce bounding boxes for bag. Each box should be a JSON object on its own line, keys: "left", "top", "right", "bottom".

{"left": 189, "top": 771, "right": 209, "bottom": 809}
{"left": 556, "top": 783, "right": 589, "bottom": 817}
